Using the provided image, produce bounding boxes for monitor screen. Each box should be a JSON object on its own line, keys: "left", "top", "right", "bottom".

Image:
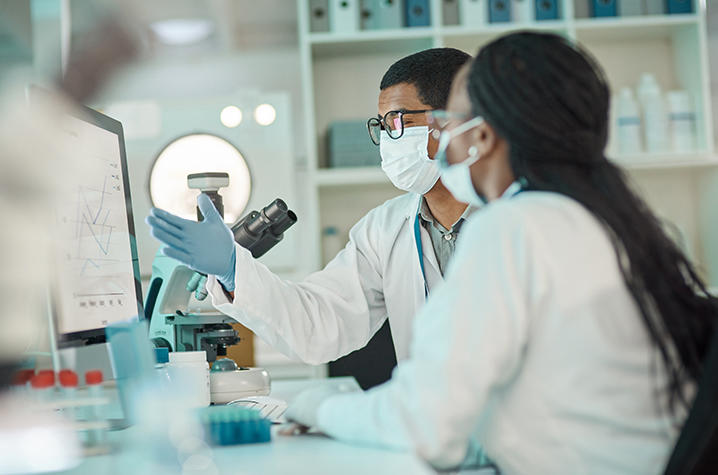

{"left": 51, "top": 101, "right": 143, "bottom": 346}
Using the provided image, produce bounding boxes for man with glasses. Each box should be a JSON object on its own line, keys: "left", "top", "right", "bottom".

{"left": 146, "top": 48, "right": 474, "bottom": 384}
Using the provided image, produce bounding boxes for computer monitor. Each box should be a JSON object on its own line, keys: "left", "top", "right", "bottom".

{"left": 50, "top": 99, "right": 143, "bottom": 348}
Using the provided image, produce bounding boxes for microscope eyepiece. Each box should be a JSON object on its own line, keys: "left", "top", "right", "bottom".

{"left": 231, "top": 198, "right": 297, "bottom": 258}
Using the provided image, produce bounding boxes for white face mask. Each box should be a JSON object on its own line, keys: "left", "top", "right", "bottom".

{"left": 435, "top": 117, "right": 485, "bottom": 206}
{"left": 380, "top": 126, "right": 440, "bottom": 195}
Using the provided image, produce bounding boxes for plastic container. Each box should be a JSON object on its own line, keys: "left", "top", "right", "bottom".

{"left": 636, "top": 73, "right": 667, "bottom": 153}
{"left": 666, "top": 90, "right": 696, "bottom": 153}
{"left": 30, "top": 370, "right": 56, "bottom": 403}
{"left": 199, "top": 405, "right": 271, "bottom": 446}
{"left": 85, "top": 370, "right": 106, "bottom": 446}
{"left": 167, "top": 351, "right": 211, "bottom": 407}
{"left": 615, "top": 87, "right": 642, "bottom": 155}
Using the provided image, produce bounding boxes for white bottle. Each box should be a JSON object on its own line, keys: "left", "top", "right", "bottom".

{"left": 615, "top": 87, "right": 642, "bottom": 155}
{"left": 666, "top": 90, "right": 696, "bottom": 153}
{"left": 167, "top": 351, "right": 211, "bottom": 408}
{"left": 636, "top": 73, "right": 668, "bottom": 154}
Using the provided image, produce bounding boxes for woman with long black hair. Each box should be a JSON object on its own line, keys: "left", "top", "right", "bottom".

{"left": 286, "top": 32, "right": 718, "bottom": 474}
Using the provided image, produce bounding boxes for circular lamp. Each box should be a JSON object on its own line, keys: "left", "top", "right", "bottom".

{"left": 220, "top": 106, "right": 243, "bottom": 128}
{"left": 149, "top": 133, "right": 251, "bottom": 224}
{"left": 254, "top": 104, "right": 276, "bottom": 126}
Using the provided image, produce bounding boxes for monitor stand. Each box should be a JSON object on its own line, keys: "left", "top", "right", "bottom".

{"left": 58, "top": 342, "right": 116, "bottom": 383}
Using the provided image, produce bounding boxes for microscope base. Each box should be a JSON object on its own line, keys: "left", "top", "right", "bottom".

{"left": 210, "top": 367, "right": 271, "bottom": 404}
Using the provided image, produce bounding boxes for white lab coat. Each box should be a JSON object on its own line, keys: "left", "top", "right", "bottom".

{"left": 313, "top": 190, "right": 681, "bottom": 474}
{"left": 206, "top": 192, "right": 445, "bottom": 365}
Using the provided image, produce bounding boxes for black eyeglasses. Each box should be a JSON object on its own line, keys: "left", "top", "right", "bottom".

{"left": 366, "top": 109, "right": 432, "bottom": 145}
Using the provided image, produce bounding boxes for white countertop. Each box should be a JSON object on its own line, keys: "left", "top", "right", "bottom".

{"left": 58, "top": 378, "right": 437, "bottom": 475}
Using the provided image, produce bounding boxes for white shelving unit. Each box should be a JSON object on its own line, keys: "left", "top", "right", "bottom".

{"left": 295, "top": 0, "right": 718, "bottom": 286}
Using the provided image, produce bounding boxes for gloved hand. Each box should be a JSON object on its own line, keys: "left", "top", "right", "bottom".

{"left": 186, "top": 272, "right": 209, "bottom": 301}
{"left": 146, "top": 193, "right": 237, "bottom": 291}
{"left": 285, "top": 381, "right": 361, "bottom": 429}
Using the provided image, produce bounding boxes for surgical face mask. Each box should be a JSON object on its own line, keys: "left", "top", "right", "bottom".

{"left": 435, "top": 117, "right": 485, "bottom": 206}
{"left": 380, "top": 126, "right": 440, "bottom": 195}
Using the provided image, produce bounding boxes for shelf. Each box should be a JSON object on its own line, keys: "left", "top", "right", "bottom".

{"left": 440, "top": 20, "right": 567, "bottom": 38}
{"left": 574, "top": 14, "right": 700, "bottom": 41}
{"left": 612, "top": 152, "right": 718, "bottom": 171}
{"left": 308, "top": 27, "right": 435, "bottom": 44}
{"left": 313, "top": 156, "right": 718, "bottom": 189}
{"left": 308, "top": 28, "right": 435, "bottom": 58}
{"left": 314, "top": 167, "right": 390, "bottom": 187}
{"left": 313, "top": 154, "right": 718, "bottom": 187}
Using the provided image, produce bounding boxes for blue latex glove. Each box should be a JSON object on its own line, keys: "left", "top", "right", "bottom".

{"left": 186, "top": 272, "right": 209, "bottom": 300}
{"left": 146, "top": 193, "right": 236, "bottom": 291}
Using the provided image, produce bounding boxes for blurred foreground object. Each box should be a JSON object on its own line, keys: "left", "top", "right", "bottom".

{"left": 0, "top": 1, "right": 140, "bottom": 377}
{"left": 0, "top": 4, "right": 140, "bottom": 470}
{"left": 0, "top": 391, "right": 81, "bottom": 473}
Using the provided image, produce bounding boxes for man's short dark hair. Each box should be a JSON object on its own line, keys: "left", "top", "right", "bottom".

{"left": 380, "top": 48, "right": 471, "bottom": 109}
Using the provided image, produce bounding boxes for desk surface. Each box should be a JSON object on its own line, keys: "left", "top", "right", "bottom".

{"left": 60, "top": 378, "right": 435, "bottom": 475}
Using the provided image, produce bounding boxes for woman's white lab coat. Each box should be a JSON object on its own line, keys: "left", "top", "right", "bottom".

{"left": 311, "top": 191, "right": 680, "bottom": 474}
{"left": 206, "top": 192, "right": 445, "bottom": 365}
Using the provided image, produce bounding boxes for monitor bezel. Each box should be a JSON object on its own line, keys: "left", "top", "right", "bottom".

{"left": 47, "top": 97, "right": 144, "bottom": 348}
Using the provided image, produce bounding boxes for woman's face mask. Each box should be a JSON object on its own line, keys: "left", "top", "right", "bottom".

{"left": 379, "top": 126, "right": 441, "bottom": 195}
{"left": 435, "top": 116, "right": 485, "bottom": 206}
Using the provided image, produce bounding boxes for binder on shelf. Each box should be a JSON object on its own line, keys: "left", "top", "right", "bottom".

{"left": 643, "top": 0, "right": 664, "bottom": 14}
{"left": 405, "top": 0, "right": 431, "bottom": 26}
{"left": 535, "top": 0, "right": 558, "bottom": 20}
{"left": 618, "top": 0, "right": 643, "bottom": 15}
{"left": 330, "top": 0, "right": 360, "bottom": 33}
{"left": 328, "top": 120, "right": 380, "bottom": 168}
{"left": 460, "top": 0, "right": 488, "bottom": 26}
{"left": 574, "top": 0, "right": 590, "bottom": 17}
{"left": 591, "top": 0, "right": 617, "bottom": 17}
{"left": 666, "top": 0, "right": 692, "bottom": 14}
{"left": 489, "top": 0, "right": 511, "bottom": 22}
{"left": 442, "top": 0, "right": 461, "bottom": 25}
{"left": 512, "top": 0, "right": 533, "bottom": 22}
{"left": 361, "top": 0, "right": 403, "bottom": 30}
{"left": 310, "top": 0, "right": 330, "bottom": 32}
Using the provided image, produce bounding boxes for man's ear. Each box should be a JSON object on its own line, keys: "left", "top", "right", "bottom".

{"left": 473, "top": 122, "right": 497, "bottom": 158}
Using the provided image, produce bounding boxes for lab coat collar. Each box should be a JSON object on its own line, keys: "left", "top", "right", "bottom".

{"left": 499, "top": 179, "right": 527, "bottom": 200}
{"left": 417, "top": 197, "right": 475, "bottom": 232}
{"left": 408, "top": 192, "right": 481, "bottom": 222}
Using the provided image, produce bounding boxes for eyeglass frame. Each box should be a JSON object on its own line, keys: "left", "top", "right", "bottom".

{"left": 366, "top": 109, "right": 433, "bottom": 146}
{"left": 426, "top": 110, "right": 476, "bottom": 131}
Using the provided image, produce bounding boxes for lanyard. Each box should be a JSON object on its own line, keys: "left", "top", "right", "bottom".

{"left": 413, "top": 213, "right": 429, "bottom": 300}
{"left": 413, "top": 181, "right": 525, "bottom": 301}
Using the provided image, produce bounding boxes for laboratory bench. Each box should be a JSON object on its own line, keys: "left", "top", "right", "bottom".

{"left": 56, "top": 378, "right": 447, "bottom": 475}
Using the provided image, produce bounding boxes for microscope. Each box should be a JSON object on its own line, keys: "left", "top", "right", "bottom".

{"left": 145, "top": 172, "right": 297, "bottom": 403}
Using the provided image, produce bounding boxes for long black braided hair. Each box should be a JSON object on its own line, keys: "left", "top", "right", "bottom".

{"left": 467, "top": 31, "right": 718, "bottom": 414}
